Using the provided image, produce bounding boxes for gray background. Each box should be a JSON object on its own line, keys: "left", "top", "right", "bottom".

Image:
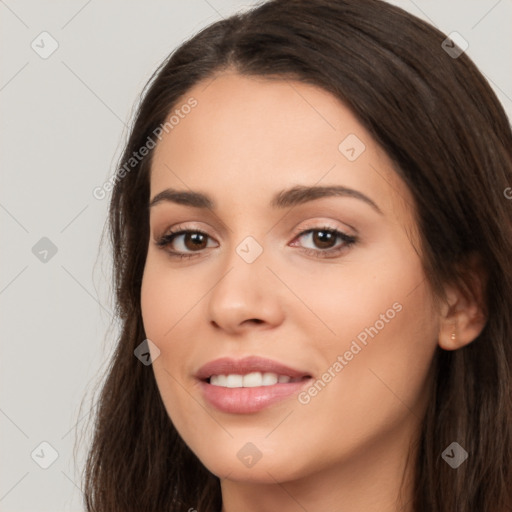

{"left": 1, "top": 1, "right": 511, "bottom": 510}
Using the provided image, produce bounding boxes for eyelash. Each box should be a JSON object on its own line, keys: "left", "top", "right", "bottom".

{"left": 155, "top": 224, "right": 357, "bottom": 260}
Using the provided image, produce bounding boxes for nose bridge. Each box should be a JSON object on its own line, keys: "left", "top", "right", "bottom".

{"left": 233, "top": 233, "right": 266, "bottom": 266}
{"left": 218, "top": 209, "right": 270, "bottom": 270}
{"left": 217, "top": 231, "right": 269, "bottom": 297}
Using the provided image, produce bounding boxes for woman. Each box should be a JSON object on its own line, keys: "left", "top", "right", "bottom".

{"left": 82, "top": 0, "right": 512, "bottom": 510}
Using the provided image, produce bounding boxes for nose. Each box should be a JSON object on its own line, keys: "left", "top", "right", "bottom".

{"left": 207, "top": 239, "right": 286, "bottom": 335}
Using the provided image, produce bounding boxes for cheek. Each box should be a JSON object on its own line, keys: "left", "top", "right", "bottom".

{"left": 140, "top": 254, "right": 191, "bottom": 340}
{"left": 290, "top": 242, "right": 438, "bottom": 415}
{"left": 296, "top": 257, "right": 438, "bottom": 447}
{"left": 140, "top": 261, "right": 204, "bottom": 444}
{"left": 279, "top": 243, "right": 431, "bottom": 352}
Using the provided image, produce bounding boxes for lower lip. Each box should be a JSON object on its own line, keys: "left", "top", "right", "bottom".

{"left": 199, "top": 379, "right": 312, "bottom": 414}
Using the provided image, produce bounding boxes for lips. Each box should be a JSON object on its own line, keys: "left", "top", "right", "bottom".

{"left": 195, "top": 356, "right": 313, "bottom": 414}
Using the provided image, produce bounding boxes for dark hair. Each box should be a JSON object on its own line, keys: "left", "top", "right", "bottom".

{"left": 81, "top": 0, "right": 512, "bottom": 510}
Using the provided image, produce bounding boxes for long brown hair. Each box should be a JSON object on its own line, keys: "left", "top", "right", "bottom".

{"left": 81, "top": 0, "right": 512, "bottom": 510}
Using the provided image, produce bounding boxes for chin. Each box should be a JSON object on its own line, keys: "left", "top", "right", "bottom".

{"left": 191, "top": 440, "right": 313, "bottom": 484}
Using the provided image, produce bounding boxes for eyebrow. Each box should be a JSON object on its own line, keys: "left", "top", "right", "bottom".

{"left": 148, "top": 185, "right": 383, "bottom": 214}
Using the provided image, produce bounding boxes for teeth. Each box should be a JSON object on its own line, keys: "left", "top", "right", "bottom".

{"left": 243, "top": 372, "right": 265, "bottom": 387}
{"left": 215, "top": 375, "right": 228, "bottom": 386}
{"left": 210, "top": 372, "right": 294, "bottom": 388}
{"left": 226, "top": 374, "right": 243, "bottom": 388}
{"left": 262, "top": 372, "right": 278, "bottom": 386}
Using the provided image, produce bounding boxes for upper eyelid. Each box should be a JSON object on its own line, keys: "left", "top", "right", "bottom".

{"left": 156, "top": 215, "right": 356, "bottom": 235}
{"left": 158, "top": 221, "right": 352, "bottom": 239}
{"left": 151, "top": 210, "right": 358, "bottom": 235}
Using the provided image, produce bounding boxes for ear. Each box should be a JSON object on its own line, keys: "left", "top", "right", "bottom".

{"left": 438, "top": 253, "right": 488, "bottom": 351}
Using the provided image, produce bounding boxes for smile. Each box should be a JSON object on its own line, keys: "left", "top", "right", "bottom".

{"left": 196, "top": 356, "right": 313, "bottom": 413}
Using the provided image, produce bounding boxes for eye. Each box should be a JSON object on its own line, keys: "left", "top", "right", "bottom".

{"left": 290, "top": 226, "right": 357, "bottom": 258}
{"left": 155, "top": 224, "right": 357, "bottom": 260}
{"left": 155, "top": 227, "right": 218, "bottom": 260}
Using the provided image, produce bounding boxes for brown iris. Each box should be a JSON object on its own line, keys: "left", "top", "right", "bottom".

{"left": 183, "top": 232, "right": 208, "bottom": 251}
{"left": 311, "top": 230, "right": 337, "bottom": 249}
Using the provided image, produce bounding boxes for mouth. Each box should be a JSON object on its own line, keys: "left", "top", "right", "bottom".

{"left": 196, "top": 356, "right": 313, "bottom": 414}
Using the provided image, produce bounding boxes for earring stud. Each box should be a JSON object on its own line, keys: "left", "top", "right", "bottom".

{"left": 450, "top": 331, "right": 456, "bottom": 341}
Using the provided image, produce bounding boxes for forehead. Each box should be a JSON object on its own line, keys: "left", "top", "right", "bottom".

{"left": 149, "top": 72, "right": 413, "bottom": 222}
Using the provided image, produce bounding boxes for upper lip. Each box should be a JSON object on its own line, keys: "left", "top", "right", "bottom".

{"left": 195, "top": 356, "right": 312, "bottom": 381}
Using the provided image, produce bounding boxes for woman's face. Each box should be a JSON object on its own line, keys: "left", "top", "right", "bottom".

{"left": 141, "top": 72, "right": 440, "bottom": 486}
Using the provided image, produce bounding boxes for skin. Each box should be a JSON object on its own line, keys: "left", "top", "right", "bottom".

{"left": 140, "top": 72, "right": 486, "bottom": 511}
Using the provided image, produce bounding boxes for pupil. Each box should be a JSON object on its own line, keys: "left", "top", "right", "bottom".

{"left": 314, "top": 230, "right": 335, "bottom": 249}
{"left": 186, "top": 233, "right": 206, "bottom": 250}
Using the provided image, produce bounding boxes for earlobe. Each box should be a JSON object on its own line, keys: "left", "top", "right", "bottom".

{"left": 438, "top": 307, "right": 487, "bottom": 351}
{"left": 437, "top": 255, "right": 488, "bottom": 351}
